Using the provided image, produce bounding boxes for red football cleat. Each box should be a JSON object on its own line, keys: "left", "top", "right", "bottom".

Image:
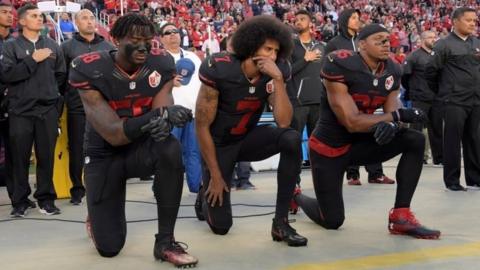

{"left": 347, "top": 178, "right": 362, "bottom": 185}
{"left": 369, "top": 175, "right": 395, "bottom": 184}
{"left": 154, "top": 238, "right": 198, "bottom": 268}
{"left": 388, "top": 208, "right": 441, "bottom": 239}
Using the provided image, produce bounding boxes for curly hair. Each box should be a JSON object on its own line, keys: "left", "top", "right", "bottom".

{"left": 110, "top": 13, "right": 155, "bottom": 40}
{"left": 231, "top": 15, "right": 293, "bottom": 61}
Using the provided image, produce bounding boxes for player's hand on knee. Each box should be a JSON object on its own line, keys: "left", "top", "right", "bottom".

{"left": 141, "top": 116, "right": 172, "bottom": 142}
{"left": 372, "top": 122, "right": 399, "bottom": 145}
{"left": 163, "top": 105, "right": 193, "bottom": 127}
{"left": 392, "top": 108, "right": 427, "bottom": 123}
{"left": 205, "top": 177, "right": 230, "bottom": 207}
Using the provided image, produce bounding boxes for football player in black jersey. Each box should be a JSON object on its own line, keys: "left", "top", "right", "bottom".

{"left": 195, "top": 15, "right": 307, "bottom": 247}
{"left": 294, "top": 24, "right": 441, "bottom": 239}
{"left": 68, "top": 14, "right": 198, "bottom": 267}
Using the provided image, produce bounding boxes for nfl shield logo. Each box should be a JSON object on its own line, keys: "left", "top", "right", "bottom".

{"left": 149, "top": 71, "right": 162, "bottom": 88}
{"left": 266, "top": 80, "right": 274, "bottom": 93}
{"left": 249, "top": 86, "right": 256, "bottom": 94}
{"left": 385, "top": 75, "right": 394, "bottom": 91}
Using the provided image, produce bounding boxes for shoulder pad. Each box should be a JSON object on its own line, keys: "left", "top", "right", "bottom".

{"left": 326, "top": 50, "right": 362, "bottom": 71}
{"left": 209, "top": 52, "right": 234, "bottom": 67}
{"left": 386, "top": 58, "right": 402, "bottom": 77}
{"left": 70, "top": 51, "right": 111, "bottom": 80}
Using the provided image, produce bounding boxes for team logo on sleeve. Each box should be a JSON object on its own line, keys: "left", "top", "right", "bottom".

{"left": 266, "top": 80, "right": 275, "bottom": 93}
{"left": 149, "top": 71, "right": 162, "bottom": 88}
{"left": 385, "top": 75, "right": 394, "bottom": 91}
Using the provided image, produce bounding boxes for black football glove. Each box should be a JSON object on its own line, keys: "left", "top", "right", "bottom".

{"left": 391, "top": 108, "right": 427, "bottom": 123}
{"left": 372, "top": 122, "right": 399, "bottom": 145}
{"left": 162, "top": 105, "right": 193, "bottom": 127}
{"left": 141, "top": 116, "right": 172, "bottom": 142}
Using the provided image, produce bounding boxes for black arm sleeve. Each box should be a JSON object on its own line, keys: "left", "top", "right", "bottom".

{"left": 123, "top": 108, "right": 161, "bottom": 141}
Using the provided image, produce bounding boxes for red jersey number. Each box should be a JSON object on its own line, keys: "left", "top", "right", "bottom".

{"left": 230, "top": 100, "right": 262, "bottom": 135}
{"left": 351, "top": 94, "right": 386, "bottom": 114}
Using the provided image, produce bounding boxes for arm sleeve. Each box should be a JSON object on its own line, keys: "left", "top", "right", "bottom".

{"left": 0, "top": 41, "right": 38, "bottom": 83}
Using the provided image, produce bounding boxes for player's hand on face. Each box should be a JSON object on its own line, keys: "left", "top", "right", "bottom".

{"left": 163, "top": 105, "right": 193, "bottom": 127}
{"left": 173, "top": 75, "right": 183, "bottom": 88}
{"left": 140, "top": 116, "right": 172, "bottom": 142}
{"left": 32, "top": 48, "right": 53, "bottom": 63}
{"left": 205, "top": 176, "right": 230, "bottom": 207}
{"left": 252, "top": 56, "right": 282, "bottom": 80}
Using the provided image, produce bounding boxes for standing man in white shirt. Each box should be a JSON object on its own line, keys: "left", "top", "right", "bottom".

{"left": 160, "top": 23, "right": 202, "bottom": 193}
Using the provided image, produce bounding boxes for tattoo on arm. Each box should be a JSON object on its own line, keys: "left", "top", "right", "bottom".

{"left": 196, "top": 84, "right": 219, "bottom": 127}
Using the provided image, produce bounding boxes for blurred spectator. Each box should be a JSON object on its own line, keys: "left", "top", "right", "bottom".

{"left": 59, "top": 12, "right": 75, "bottom": 39}
{"left": 424, "top": 7, "right": 480, "bottom": 191}
{"left": 160, "top": 23, "right": 203, "bottom": 193}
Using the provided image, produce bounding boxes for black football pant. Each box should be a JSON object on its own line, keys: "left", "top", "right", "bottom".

{"left": 443, "top": 105, "right": 480, "bottom": 187}
{"left": 411, "top": 101, "right": 444, "bottom": 164}
{"left": 9, "top": 108, "right": 58, "bottom": 207}
{"left": 85, "top": 136, "right": 184, "bottom": 257}
{"left": 296, "top": 129, "right": 424, "bottom": 229}
{"left": 200, "top": 125, "right": 301, "bottom": 235}
{"left": 67, "top": 113, "right": 86, "bottom": 198}
{"left": 291, "top": 104, "right": 320, "bottom": 183}
{"left": 0, "top": 120, "right": 14, "bottom": 198}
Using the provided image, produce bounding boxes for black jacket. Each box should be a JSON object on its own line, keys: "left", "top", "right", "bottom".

{"left": 424, "top": 32, "right": 480, "bottom": 107}
{"left": 287, "top": 37, "right": 325, "bottom": 106}
{"left": 402, "top": 47, "right": 436, "bottom": 102}
{"left": 1, "top": 35, "right": 66, "bottom": 116}
{"left": 324, "top": 9, "right": 359, "bottom": 55}
{"left": 61, "top": 33, "right": 114, "bottom": 114}
{"left": 0, "top": 33, "right": 13, "bottom": 107}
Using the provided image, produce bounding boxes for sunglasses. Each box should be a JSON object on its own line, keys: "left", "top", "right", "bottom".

{"left": 163, "top": 29, "right": 179, "bottom": 36}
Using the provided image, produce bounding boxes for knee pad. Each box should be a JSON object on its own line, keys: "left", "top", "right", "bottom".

{"left": 97, "top": 248, "right": 120, "bottom": 258}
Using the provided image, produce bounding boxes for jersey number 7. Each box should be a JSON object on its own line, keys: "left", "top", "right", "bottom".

{"left": 231, "top": 100, "right": 262, "bottom": 135}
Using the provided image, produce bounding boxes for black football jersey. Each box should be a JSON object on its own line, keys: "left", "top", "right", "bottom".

{"left": 313, "top": 50, "right": 402, "bottom": 147}
{"left": 68, "top": 49, "right": 175, "bottom": 155}
{"left": 199, "top": 52, "right": 291, "bottom": 145}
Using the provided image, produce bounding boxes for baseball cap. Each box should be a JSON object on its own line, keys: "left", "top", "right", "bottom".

{"left": 176, "top": 58, "right": 195, "bottom": 85}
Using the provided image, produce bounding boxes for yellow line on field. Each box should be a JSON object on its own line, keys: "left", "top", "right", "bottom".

{"left": 284, "top": 242, "right": 480, "bottom": 270}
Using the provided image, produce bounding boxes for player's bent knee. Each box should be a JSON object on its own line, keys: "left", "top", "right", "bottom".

{"left": 321, "top": 217, "right": 344, "bottom": 230}
{"left": 209, "top": 225, "right": 231, "bottom": 235}
{"left": 402, "top": 129, "right": 425, "bottom": 151}
{"left": 278, "top": 129, "right": 302, "bottom": 152}
{"left": 153, "top": 136, "right": 183, "bottom": 167}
